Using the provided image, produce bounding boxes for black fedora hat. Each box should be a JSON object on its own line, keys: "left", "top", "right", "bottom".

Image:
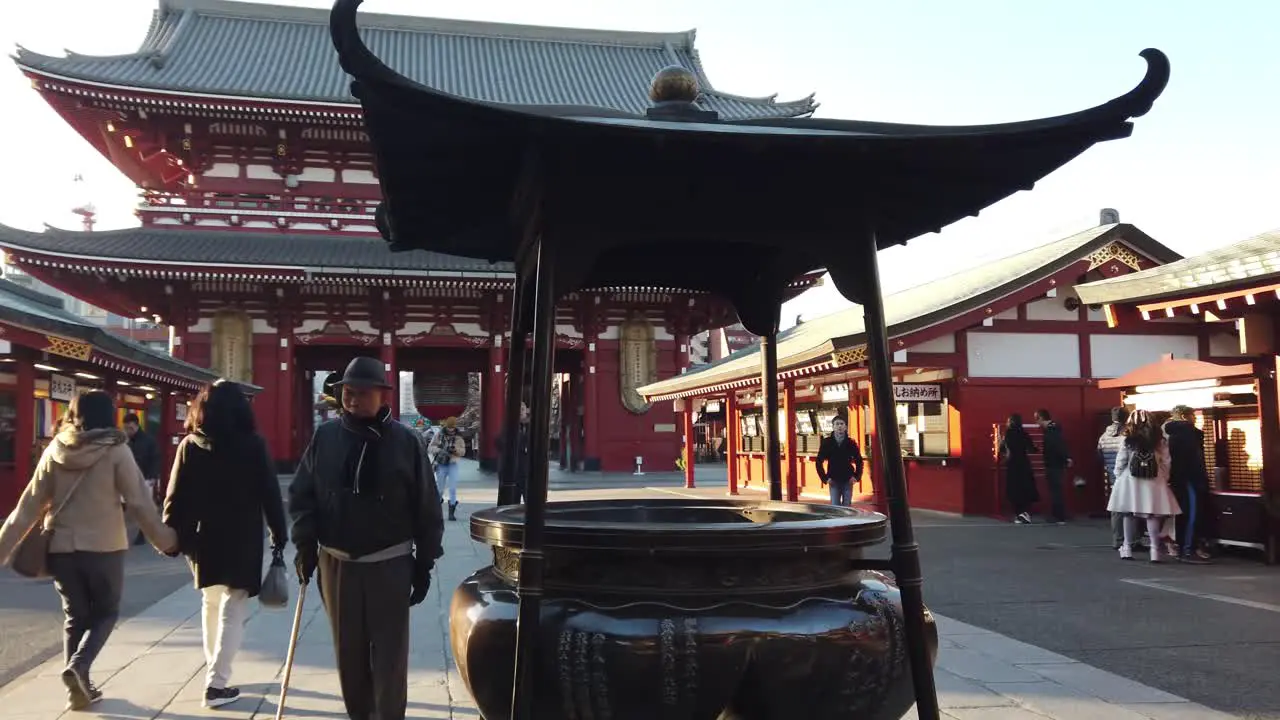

{"left": 333, "top": 356, "right": 393, "bottom": 389}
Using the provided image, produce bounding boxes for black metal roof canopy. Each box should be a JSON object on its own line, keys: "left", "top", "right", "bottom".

{"left": 333, "top": 0, "right": 1166, "bottom": 332}
{"left": 330, "top": 3, "right": 1169, "bottom": 718}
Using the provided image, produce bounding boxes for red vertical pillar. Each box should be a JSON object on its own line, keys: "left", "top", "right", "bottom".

{"left": 866, "top": 383, "right": 886, "bottom": 511}
{"left": 275, "top": 309, "right": 294, "bottom": 468}
{"left": 13, "top": 351, "right": 36, "bottom": 499}
{"left": 683, "top": 401, "right": 696, "bottom": 489}
{"left": 725, "top": 392, "right": 739, "bottom": 495}
{"left": 483, "top": 340, "right": 504, "bottom": 470}
{"left": 381, "top": 333, "right": 398, "bottom": 420}
{"left": 848, "top": 390, "right": 863, "bottom": 496}
{"left": 582, "top": 327, "right": 600, "bottom": 471}
{"left": 783, "top": 381, "right": 799, "bottom": 501}
{"left": 160, "top": 391, "right": 178, "bottom": 491}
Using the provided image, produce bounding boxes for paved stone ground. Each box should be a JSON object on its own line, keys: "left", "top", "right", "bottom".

{"left": 0, "top": 462, "right": 1256, "bottom": 719}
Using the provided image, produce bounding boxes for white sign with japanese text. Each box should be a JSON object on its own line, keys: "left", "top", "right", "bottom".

{"left": 49, "top": 374, "right": 76, "bottom": 402}
{"left": 892, "top": 384, "right": 942, "bottom": 403}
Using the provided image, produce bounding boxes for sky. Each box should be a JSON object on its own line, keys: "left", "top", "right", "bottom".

{"left": 0, "top": 0, "right": 1277, "bottom": 329}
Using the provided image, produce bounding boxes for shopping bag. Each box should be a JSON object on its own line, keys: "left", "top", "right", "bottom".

{"left": 259, "top": 549, "right": 289, "bottom": 608}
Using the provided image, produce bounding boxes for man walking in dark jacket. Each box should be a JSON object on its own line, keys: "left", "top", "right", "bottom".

{"left": 288, "top": 357, "right": 444, "bottom": 720}
{"left": 815, "top": 417, "right": 863, "bottom": 507}
{"left": 124, "top": 413, "right": 161, "bottom": 545}
{"left": 1035, "top": 409, "right": 1072, "bottom": 524}
{"left": 1164, "top": 405, "right": 1212, "bottom": 563}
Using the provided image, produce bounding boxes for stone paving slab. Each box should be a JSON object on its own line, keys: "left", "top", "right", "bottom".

{"left": 0, "top": 485, "right": 1242, "bottom": 720}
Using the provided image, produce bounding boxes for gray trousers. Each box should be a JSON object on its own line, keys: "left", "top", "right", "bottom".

{"left": 317, "top": 551, "right": 413, "bottom": 720}
{"left": 48, "top": 551, "right": 126, "bottom": 679}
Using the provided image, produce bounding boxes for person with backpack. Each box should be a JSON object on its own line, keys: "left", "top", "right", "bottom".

{"left": 1107, "top": 409, "right": 1181, "bottom": 562}
{"left": 162, "top": 381, "right": 289, "bottom": 709}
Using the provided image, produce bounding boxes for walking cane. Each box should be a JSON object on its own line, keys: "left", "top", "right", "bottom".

{"left": 274, "top": 579, "right": 308, "bottom": 720}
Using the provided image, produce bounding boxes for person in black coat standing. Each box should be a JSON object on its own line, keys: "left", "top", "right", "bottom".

{"left": 1034, "top": 408, "right": 1073, "bottom": 524}
{"left": 815, "top": 417, "right": 863, "bottom": 506}
{"left": 1001, "top": 414, "right": 1039, "bottom": 524}
{"left": 289, "top": 357, "right": 444, "bottom": 720}
{"left": 163, "top": 381, "right": 287, "bottom": 709}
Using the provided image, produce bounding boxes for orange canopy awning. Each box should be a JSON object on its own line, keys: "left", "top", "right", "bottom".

{"left": 1099, "top": 356, "right": 1255, "bottom": 390}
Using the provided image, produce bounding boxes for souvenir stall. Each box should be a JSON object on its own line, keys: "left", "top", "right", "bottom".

{"left": 332, "top": 2, "right": 1168, "bottom": 715}
{"left": 0, "top": 280, "right": 231, "bottom": 514}
{"left": 1100, "top": 357, "right": 1272, "bottom": 561}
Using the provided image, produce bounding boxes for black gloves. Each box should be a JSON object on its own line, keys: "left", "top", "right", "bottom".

{"left": 295, "top": 544, "right": 318, "bottom": 585}
{"left": 410, "top": 560, "right": 432, "bottom": 606}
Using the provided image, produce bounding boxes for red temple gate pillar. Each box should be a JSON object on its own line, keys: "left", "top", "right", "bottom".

{"left": 783, "top": 380, "right": 799, "bottom": 502}
{"left": 582, "top": 330, "right": 600, "bottom": 471}
{"left": 275, "top": 308, "right": 295, "bottom": 467}
{"left": 482, "top": 339, "right": 504, "bottom": 470}
{"left": 12, "top": 348, "right": 36, "bottom": 503}
{"left": 381, "top": 333, "right": 398, "bottom": 420}
{"left": 725, "top": 391, "right": 740, "bottom": 495}
{"left": 683, "top": 399, "right": 696, "bottom": 489}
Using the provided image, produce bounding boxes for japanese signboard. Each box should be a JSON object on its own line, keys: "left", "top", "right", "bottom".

{"left": 49, "top": 374, "right": 76, "bottom": 402}
{"left": 892, "top": 384, "right": 942, "bottom": 403}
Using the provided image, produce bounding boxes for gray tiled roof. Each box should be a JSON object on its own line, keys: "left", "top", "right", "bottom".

{"left": 1076, "top": 228, "right": 1280, "bottom": 305}
{"left": 0, "top": 224, "right": 513, "bottom": 275}
{"left": 640, "top": 223, "right": 1179, "bottom": 398}
{"left": 0, "top": 279, "right": 226, "bottom": 386}
{"left": 13, "top": 0, "right": 816, "bottom": 119}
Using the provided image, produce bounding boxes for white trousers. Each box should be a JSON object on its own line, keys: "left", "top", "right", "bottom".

{"left": 201, "top": 585, "right": 250, "bottom": 690}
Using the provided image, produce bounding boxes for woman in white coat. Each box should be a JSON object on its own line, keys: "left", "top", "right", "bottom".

{"left": 1107, "top": 410, "right": 1182, "bottom": 562}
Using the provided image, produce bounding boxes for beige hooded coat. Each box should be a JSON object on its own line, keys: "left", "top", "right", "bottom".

{"left": 0, "top": 427, "right": 175, "bottom": 563}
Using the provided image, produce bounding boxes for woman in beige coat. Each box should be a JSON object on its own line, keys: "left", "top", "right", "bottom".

{"left": 0, "top": 390, "right": 176, "bottom": 711}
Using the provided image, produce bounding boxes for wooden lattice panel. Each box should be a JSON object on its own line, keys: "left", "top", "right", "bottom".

{"left": 44, "top": 335, "right": 92, "bottom": 361}
{"left": 1224, "top": 417, "right": 1264, "bottom": 493}
{"left": 833, "top": 346, "right": 868, "bottom": 367}
{"left": 1087, "top": 244, "right": 1143, "bottom": 272}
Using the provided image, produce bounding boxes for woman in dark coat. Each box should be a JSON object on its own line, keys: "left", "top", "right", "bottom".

{"left": 1000, "top": 413, "right": 1040, "bottom": 524}
{"left": 163, "top": 381, "right": 287, "bottom": 709}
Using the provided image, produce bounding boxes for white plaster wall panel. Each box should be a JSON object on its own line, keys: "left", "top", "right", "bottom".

{"left": 296, "top": 318, "right": 378, "bottom": 334}
{"left": 966, "top": 332, "right": 1080, "bottom": 378}
{"left": 558, "top": 325, "right": 584, "bottom": 339}
{"left": 298, "top": 167, "right": 337, "bottom": 182}
{"left": 246, "top": 164, "right": 282, "bottom": 180}
{"left": 1087, "top": 305, "right": 1107, "bottom": 322}
{"left": 252, "top": 318, "right": 276, "bottom": 334}
{"left": 906, "top": 334, "right": 956, "bottom": 353}
{"left": 400, "top": 322, "right": 433, "bottom": 335}
{"left": 244, "top": 220, "right": 276, "bottom": 230}
{"left": 342, "top": 169, "right": 379, "bottom": 184}
{"left": 1024, "top": 296, "right": 1079, "bottom": 322}
{"left": 202, "top": 163, "right": 241, "bottom": 178}
{"left": 1089, "top": 334, "right": 1198, "bottom": 378}
{"left": 597, "top": 326, "right": 620, "bottom": 340}
{"left": 993, "top": 307, "right": 1018, "bottom": 321}
{"left": 151, "top": 217, "right": 181, "bottom": 226}
{"left": 190, "top": 318, "right": 213, "bottom": 333}
{"left": 1209, "top": 331, "right": 1244, "bottom": 357}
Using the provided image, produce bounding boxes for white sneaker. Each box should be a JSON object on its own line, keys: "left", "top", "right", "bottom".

{"left": 1119, "top": 544, "right": 1133, "bottom": 560}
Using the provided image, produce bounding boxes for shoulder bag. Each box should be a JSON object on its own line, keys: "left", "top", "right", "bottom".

{"left": 11, "top": 469, "right": 91, "bottom": 579}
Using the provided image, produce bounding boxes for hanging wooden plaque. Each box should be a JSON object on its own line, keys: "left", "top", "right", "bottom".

{"left": 619, "top": 314, "right": 657, "bottom": 415}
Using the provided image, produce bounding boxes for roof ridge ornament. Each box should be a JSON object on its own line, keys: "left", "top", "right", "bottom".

{"left": 646, "top": 65, "right": 718, "bottom": 122}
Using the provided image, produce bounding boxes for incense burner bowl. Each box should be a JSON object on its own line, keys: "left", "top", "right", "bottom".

{"left": 449, "top": 499, "right": 935, "bottom": 720}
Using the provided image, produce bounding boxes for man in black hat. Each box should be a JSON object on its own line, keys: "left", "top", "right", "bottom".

{"left": 288, "top": 356, "right": 444, "bottom": 720}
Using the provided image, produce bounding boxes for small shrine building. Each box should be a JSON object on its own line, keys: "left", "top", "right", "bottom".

{"left": 640, "top": 216, "right": 1249, "bottom": 518}
{"left": 1077, "top": 229, "right": 1280, "bottom": 561}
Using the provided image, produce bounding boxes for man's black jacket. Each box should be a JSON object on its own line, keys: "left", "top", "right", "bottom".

{"left": 815, "top": 434, "right": 863, "bottom": 484}
{"left": 288, "top": 411, "right": 443, "bottom": 566}
{"left": 1041, "top": 422, "right": 1072, "bottom": 469}
{"left": 129, "top": 430, "right": 161, "bottom": 479}
{"left": 1164, "top": 420, "right": 1209, "bottom": 492}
